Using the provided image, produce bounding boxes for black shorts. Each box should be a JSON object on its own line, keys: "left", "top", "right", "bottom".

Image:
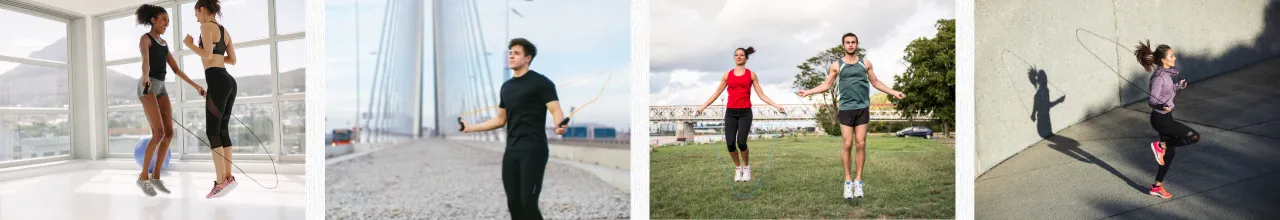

{"left": 838, "top": 108, "right": 870, "bottom": 127}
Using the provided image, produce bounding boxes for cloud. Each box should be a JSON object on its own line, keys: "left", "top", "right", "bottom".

{"left": 650, "top": 0, "right": 954, "bottom": 105}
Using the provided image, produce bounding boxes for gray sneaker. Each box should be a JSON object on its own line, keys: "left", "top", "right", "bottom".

{"left": 149, "top": 179, "right": 171, "bottom": 194}
{"left": 136, "top": 179, "right": 157, "bottom": 197}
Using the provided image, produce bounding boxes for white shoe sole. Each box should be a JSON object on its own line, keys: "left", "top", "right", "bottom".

{"left": 219, "top": 181, "right": 238, "bottom": 197}
{"left": 211, "top": 181, "right": 238, "bottom": 198}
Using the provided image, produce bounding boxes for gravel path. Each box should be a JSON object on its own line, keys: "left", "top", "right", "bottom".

{"left": 326, "top": 139, "right": 630, "bottom": 219}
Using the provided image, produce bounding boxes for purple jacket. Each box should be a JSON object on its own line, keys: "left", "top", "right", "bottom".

{"left": 1149, "top": 66, "right": 1182, "bottom": 114}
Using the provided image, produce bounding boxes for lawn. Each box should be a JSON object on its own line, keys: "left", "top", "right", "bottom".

{"left": 650, "top": 134, "right": 955, "bottom": 219}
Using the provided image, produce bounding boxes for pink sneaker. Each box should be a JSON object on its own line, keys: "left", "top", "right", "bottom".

{"left": 205, "top": 181, "right": 226, "bottom": 199}
{"left": 1149, "top": 184, "right": 1171, "bottom": 198}
{"left": 222, "top": 176, "right": 238, "bottom": 196}
{"left": 1150, "top": 141, "right": 1165, "bottom": 166}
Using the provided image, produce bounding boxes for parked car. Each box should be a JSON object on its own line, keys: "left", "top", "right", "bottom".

{"left": 895, "top": 126, "right": 934, "bottom": 139}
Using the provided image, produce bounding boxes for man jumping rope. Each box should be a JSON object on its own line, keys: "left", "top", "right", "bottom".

{"left": 458, "top": 38, "right": 567, "bottom": 220}
{"left": 797, "top": 33, "right": 906, "bottom": 199}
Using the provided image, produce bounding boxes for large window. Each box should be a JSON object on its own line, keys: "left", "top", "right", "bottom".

{"left": 0, "top": 6, "right": 72, "bottom": 164}
{"left": 98, "top": 0, "right": 306, "bottom": 160}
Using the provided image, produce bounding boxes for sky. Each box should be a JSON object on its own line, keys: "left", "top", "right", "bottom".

{"left": 650, "top": 0, "right": 954, "bottom": 106}
{"left": 326, "top": 0, "right": 632, "bottom": 131}
{"left": 0, "top": 8, "right": 68, "bottom": 73}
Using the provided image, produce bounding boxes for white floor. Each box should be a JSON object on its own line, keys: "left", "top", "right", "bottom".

{"left": 0, "top": 169, "right": 305, "bottom": 220}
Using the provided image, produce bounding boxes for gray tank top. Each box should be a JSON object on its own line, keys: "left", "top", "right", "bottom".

{"left": 836, "top": 58, "right": 871, "bottom": 110}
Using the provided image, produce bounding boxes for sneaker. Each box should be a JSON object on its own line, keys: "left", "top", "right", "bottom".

{"left": 1150, "top": 141, "right": 1165, "bottom": 166}
{"left": 843, "top": 181, "right": 854, "bottom": 199}
{"left": 206, "top": 181, "right": 223, "bottom": 199}
{"left": 743, "top": 166, "right": 752, "bottom": 182}
{"left": 136, "top": 178, "right": 156, "bottom": 197}
{"left": 223, "top": 176, "right": 238, "bottom": 195}
{"left": 734, "top": 167, "right": 743, "bottom": 182}
{"left": 854, "top": 181, "right": 864, "bottom": 198}
{"left": 1149, "top": 184, "right": 1171, "bottom": 198}
{"left": 149, "top": 179, "right": 171, "bottom": 194}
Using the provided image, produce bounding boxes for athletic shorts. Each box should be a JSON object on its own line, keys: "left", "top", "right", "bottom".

{"left": 838, "top": 108, "right": 870, "bottom": 126}
{"left": 138, "top": 77, "right": 168, "bottom": 97}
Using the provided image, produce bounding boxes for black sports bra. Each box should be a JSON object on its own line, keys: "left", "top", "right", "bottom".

{"left": 198, "top": 22, "right": 227, "bottom": 55}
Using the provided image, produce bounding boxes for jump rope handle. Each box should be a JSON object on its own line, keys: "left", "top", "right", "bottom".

{"left": 558, "top": 117, "right": 571, "bottom": 127}
{"left": 457, "top": 117, "right": 465, "bottom": 132}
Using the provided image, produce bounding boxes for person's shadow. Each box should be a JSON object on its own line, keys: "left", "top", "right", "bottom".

{"left": 1028, "top": 68, "right": 1145, "bottom": 192}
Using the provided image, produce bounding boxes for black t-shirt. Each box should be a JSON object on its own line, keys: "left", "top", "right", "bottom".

{"left": 500, "top": 70, "right": 558, "bottom": 150}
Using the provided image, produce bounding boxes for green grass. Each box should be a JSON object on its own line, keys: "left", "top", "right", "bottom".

{"left": 650, "top": 135, "right": 954, "bottom": 219}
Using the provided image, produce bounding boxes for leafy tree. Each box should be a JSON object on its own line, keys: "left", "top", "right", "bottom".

{"left": 894, "top": 19, "right": 956, "bottom": 136}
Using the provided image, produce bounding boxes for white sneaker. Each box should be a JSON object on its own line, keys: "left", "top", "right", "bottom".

{"left": 843, "top": 181, "right": 853, "bottom": 199}
{"left": 743, "top": 166, "right": 752, "bottom": 182}
{"left": 734, "top": 166, "right": 743, "bottom": 182}
{"left": 854, "top": 181, "right": 865, "bottom": 198}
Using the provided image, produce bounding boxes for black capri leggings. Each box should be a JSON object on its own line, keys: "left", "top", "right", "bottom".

{"left": 1151, "top": 110, "right": 1200, "bottom": 182}
{"left": 205, "top": 67, "right": 238, "bottom": 149}
{"left": 725, "top": 108, "right": 752, "bottom": 152}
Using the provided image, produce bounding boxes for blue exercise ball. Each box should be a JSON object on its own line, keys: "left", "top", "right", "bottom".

{"left": 134, "top": 137, "right": 172, "bottom": 173}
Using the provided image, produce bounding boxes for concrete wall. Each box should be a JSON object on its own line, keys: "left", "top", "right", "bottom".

{"left": 975, "top": 0, "right": 1280, "bottom": 176}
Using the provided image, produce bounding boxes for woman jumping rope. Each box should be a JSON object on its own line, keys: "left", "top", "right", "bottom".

{"left": 133, "top": 4, "right": 206, "bottom": 197}
{"left": 1135, "top": 40, "right": 1198, "bottom": 199}
{"left": 184, "top": 0, "right": 241, "bottom": 199}
{"left": 694, "top": 46, "right": 786, "bottom": 183}
{"left": 797, "top": 33, "right": 906, "bottom": 199}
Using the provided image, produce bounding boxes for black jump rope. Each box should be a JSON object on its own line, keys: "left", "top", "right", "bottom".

{"left": 142, "top": 83, "right": 279, "bottom": 189}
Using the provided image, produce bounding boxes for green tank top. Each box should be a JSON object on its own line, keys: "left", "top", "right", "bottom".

{"left": 836, "top": 58, "right": 870, "bottom": 110}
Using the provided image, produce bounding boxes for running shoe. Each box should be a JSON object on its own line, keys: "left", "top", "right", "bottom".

{"left": 743, "top": 166, "right": 752, "bottom": 182}
{"left": 843, "top": 181, "right": 853, "bottom": 199}
{"left": 149, "top": 179, "right": 171, "bottom": 194}
{"left": 734, "top": 167, "right": 743, "bottom": 182}
{"left": 1149, "top": 184, "right": 1171, "bottom": 199}
{"left": 136, "top": 178, "right": 156, "bottom": 197}
{"left": 1150, "top": 141, "right": 1165, "bottom": 166}
{"left": 222, "top": 176, "right": 238, "bottom": 196}
{"left": 854, "top": 180, "right": 864, "bottom": 198}
{"left": 206, "top": 180, "right": 232, "bottom": 199}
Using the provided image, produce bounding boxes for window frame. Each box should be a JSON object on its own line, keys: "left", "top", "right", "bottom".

{"left": 0, "top": 3, "right": 75, "bottom": 168}
{"left": 93, "top": 0, "right": 305, "bottom": 163}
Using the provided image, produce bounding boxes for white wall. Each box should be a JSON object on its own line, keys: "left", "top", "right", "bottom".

{"left": 974, "top": 0, "right": 1280, "bottom": 176}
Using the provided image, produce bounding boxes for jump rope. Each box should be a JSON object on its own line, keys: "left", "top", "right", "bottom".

{"left": 142, "top": 83, "right": 280, "bottom": 190}
{"left": 693, "top": 106, "right": 783, "bottom": 200}
{"left": 456, "top": 70, "right": 613, "bottom": 134}
{"left": 1002, "top": 30, "right": 1280, "bottom": 143}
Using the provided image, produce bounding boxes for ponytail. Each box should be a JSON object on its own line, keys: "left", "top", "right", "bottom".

{"left": 736, "top": 46, "right": 756, "bottom": 59}
{"left": 195, "top": 0, "right": 222, "bottom": 16}
{"left": 1134, "top": 39, "right": 1171, "bottom": 72}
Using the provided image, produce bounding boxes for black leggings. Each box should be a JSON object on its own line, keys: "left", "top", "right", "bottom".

{"left": 502, "top": 150, "right": 548, "bottom": 220}
{"left": 724, "top": 108, "right": 752, "bottom": 152}
{"left": 1151, "top": 111, "right": 1200, "bottom": 182}
{"left": 205, "top": 67, "right": 238, "bottom": 148}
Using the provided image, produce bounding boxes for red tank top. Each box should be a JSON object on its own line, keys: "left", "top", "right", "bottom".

{"left": 725, "top": 68, "right": 752, "bottom": 108}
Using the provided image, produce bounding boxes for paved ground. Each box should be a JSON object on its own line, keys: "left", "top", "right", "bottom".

{"left": 976, "top": 57, "right": 1280, "bottom": 219}
{"left": 326, "top": 139, "right": 629, "bottom": 219}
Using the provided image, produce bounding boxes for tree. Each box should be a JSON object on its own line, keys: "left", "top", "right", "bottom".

{"left": 894, "top": 19, "right": 956, "bottom": 136}
{"left": 793, "top": 46, "right": 865, "bottom": 136}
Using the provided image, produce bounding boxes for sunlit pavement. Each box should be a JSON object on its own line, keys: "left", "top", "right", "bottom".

{"left": 976, "top": 57, "right": 1280, "bottom": 219}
